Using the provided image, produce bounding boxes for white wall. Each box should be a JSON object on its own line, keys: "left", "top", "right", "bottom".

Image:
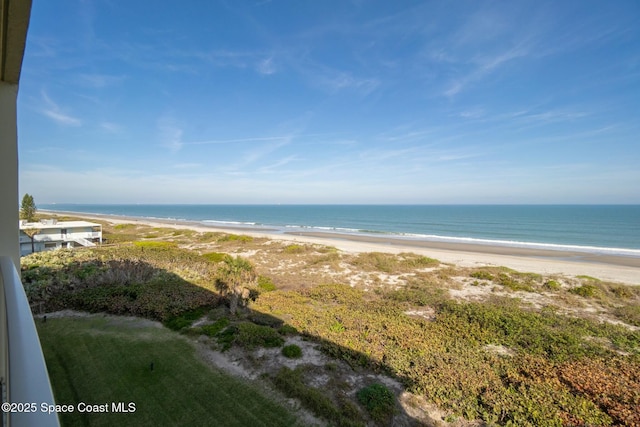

{"left": 0, "top": 82, "right": 19, "bottom": 268}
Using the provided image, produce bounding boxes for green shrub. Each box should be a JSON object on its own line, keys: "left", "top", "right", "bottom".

{"left": 606, "top": 284, "right": 636, "bottom": 299}
{"left": 202, "top": 252, "right": 229, "bottom": 263}
{"left": 164, "top": 307, "right": 208, "bottom": 330}
{"left": 387, "top": 286, "right": 446, "bottom": 306}
{"left": 134, "top": 241, "right": 177, "bottom": 249}
{"left": 356, "top": 383, "right": 396, "bottom": 422}
{"left": 197, "top": 232, "right": 218, "bottom": 242}
{"left": 218, "top": 234, "right": 253, "bottom": 243}
{"left": 201, "top": 318, "right": 230, "bottom": 336}
{"left": 236, "top": 323, "right": 284, "bottom": 349}
{"left": 257, "top": 275, "right": 277, "bottom": 292}
{"left": 272, "top": 367, "right": 363, "bottom": 427}
{"left": 329, "top": 321, "right": 346, "bottom": 333}
{"left": 279, "top": 324, "right": 298, "bottom": 335}
{"left": 544, "top": 280, "right": 561, "bottom": 291}
{"left": 216, "top": 326, "right": 238, "bottom": 351}
{"left": 570, "top": 284, "right": 600, "bottom": 298}
{"left": 350, "top": 252, "right": 397, "bottom": 273}
{"left": 471, "top": 271, "right": 494, "bottom": 281}
{"left": 282, "top": 344, "right": 303, "bottom": 359}
{"left": 613, "top": 305, "right": 640, "bottom": 327}
{"left": 284, "top": 244, "right": 305, "bottom": 254}
{"left": 399, "top": 253, "right": 439, "bottom": 268}
{"left": 114, "top": 224, "right": 136, "bottom": 230}
{"left": 497, "top": 273, "right": 534, "bottom": 292}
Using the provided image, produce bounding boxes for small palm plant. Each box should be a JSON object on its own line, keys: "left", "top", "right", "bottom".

{"left": 216, "top": 256, "right": 256, "bottom": 315}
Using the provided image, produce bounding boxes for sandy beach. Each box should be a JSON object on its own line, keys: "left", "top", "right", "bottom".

{"left": 43, "top": 210, "right": 640, "bottom": 285}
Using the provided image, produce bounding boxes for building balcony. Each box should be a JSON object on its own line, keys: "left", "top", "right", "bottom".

{"left": 0, "top": 256, "right": 59, "bottom": 426}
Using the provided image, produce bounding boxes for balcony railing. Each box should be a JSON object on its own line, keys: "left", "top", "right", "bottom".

{"left": 0, "top": 257, "right": 59, "bottom": 426}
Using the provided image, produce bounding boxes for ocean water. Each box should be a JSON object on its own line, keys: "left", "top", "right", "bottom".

{"left": 40, "top": 204, "right": 640, "bottom": 256}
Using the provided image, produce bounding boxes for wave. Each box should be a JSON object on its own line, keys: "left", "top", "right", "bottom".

{"left": 283, "top": 225, "right": 640, "bottom": 256}
{"left": 201, "top": 220, "right": 258, "bottom": 226}
{"left": 284, "top": 224, "right": 363, "bottom": 233}
{"left": 385, "top": 232, "right": 640, "bottom": 257}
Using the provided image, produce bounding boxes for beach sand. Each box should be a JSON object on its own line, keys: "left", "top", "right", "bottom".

{"left": 43, "top": 210, "right": 640, "bottom": 285}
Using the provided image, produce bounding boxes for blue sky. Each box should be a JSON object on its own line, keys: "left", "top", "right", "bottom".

{"left": 18, "top": 0, "right": 640, "bottom": 204}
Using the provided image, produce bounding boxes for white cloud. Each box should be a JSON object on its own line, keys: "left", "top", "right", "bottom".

{"left": 78, "top": 73, "right": 125, "bottom": 88}
{"left": 157, "top": 117, "right": 184, "bottom": 152}
{"left": 444, "top": 45, "right": 530, "bottom": 97}
{"left": 171, "top": 163, "right": 202, "bottom": 169}
{"left": 257, "top": 57, "right": 277, "bottom": 75}
{"left": 40, "top": 91, "right": 82, "bottom": 126}
{"left": 322, "top": 72, "right": 380, "bottom": 94}
{"left": 100, "top": 122, "right": 122, "bottom": 133}
{"left": 186, "top": 136, "right": 286, "bottom": 146}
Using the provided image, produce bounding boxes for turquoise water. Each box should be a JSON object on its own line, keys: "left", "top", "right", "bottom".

{"left": 40, "top": 204, "right": 640, "bottom": 256}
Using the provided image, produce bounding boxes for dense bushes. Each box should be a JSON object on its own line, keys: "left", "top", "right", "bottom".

{"left": 235, "top": 323, "right": 284, "bottom": 349}
{"left": 356, "top": 383, "right": 396, "bottom": 422}
{"left": 282, "top": 344, "right": 302, "bottom": 359}
{"left": 21, "top": 247, "right": 219, "bottom": 322}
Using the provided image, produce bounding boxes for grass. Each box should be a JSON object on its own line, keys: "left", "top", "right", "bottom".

{"left": 218, "top": 234, "right": 253, "bottom": 243}
{"left": 272, "top": 366, "right": 363, "bottom": 427}
{"left": 202, "top": 252, "right": 229, "bottom": 263}
{"left": 283, "top": 244, "right": 307, "bottom": 254}
{"left": 37, "top": 315, "right": 299, "bottom": 427}
{"left": 349, "top": 252, "right": 438, "bottom": 273}
{"left": 257, "top": 275, "right": 277, "bottom": 292}
{"left": 570, "top": 284, "right": 601, "bottom": 298}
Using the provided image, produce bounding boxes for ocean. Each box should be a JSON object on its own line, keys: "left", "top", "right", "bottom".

{"left": 40, "top": 204, "right": 640, "bottom": 257}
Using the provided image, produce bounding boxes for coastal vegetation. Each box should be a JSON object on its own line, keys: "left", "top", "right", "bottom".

{"left": 23, "top": 216, "right": 640, "bottom": 426}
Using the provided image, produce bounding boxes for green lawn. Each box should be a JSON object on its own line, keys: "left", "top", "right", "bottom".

{"left": 37, "top": 315, "right": 299, "bottom": 427}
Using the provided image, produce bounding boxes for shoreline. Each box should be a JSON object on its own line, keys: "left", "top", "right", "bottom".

{"left": 41, "top": 209, "right": 640, "bottom": 285}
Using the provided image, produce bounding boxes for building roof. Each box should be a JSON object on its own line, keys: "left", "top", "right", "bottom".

{"left": 1, "top": 0, "right": 32, "bottom": 84}
{"left": 19, "top": 220, "right": 101, "bottom": 230}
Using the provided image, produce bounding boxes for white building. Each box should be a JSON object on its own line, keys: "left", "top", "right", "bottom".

{"left": 19, "top": 219, "right": 102, "bottom": 256}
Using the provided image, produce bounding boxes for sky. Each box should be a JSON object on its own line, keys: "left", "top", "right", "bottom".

{"left": 17, "top": 0, "right": 640, "bottom": 204}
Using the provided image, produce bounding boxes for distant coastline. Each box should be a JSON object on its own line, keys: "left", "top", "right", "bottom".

{"left": 40, "top": 208, "right": 640, "bottom": 284}
{"left": 40, "top": 204, "right": 640, "bottom": 257}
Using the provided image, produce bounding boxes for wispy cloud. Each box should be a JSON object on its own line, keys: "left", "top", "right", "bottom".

{"left": 325, "top": 73, "right": 380, "bottom": 93}
{"left": 241, "top": 137, "right": 291, "bottom": 165}
{"left": 186, "top": 136, "right": 290, "bottom": 146}
{"left": 157, "top": 117, "right": 184, "bottom": 152}
{"left": 257, "top": 155, "right": 299, "bottom": 173}
{"left": 309, "top": 67, "right": 380, "bottom": 94}
{"left": 100, "top": 122, "right": 122, "bottom": 133}
{"left": 78, "top": 73, "right": 125, "bottom": 88}
{"left": 444, "top": 44, "right": 530, "bottom": 97}
{"left": 40, "top": 91, "right": 82, "bottom": 126}
{"left": 172, "top": 163, "right": 202, "bottom": 169}
{"left": 257, "top": 57, "right": 277, "bottom": 75}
